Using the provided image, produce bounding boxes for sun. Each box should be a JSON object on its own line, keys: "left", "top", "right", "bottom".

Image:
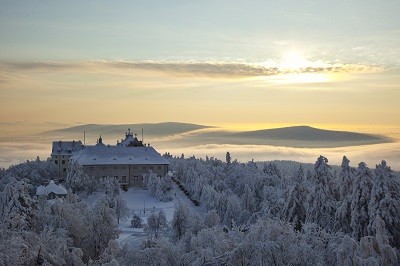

{"left": 266, "top": 50, "right": 332, "bottom": 84}
{"left": 279, "top": 51, "right": 309, "bottom": 70}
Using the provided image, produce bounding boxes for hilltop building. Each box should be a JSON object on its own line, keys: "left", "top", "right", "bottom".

{"left": 51, "top": 130, "right": 169, "bottom": 188}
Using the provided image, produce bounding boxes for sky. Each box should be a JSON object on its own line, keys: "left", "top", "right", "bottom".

{"left": 1, "top": 0, "right": 400, "bottom": 128}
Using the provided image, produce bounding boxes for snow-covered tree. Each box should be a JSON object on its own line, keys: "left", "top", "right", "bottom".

{"left": 335, "top": 235, "right": 361, "bottom": 265}
{"left": 65, "top": 159, "right": 89, "bottom": 193}
{"left": 350, "top": 162, "right": 373, "bottom": 240}
{"left": 131, "top": 213, "right": 143, "bottom": 228}
{"left": 263, "top": 162, "right": 282, "bottom": 179}
{"left": 4, "top": 157, "right": 56, "bottom": 186}
{"left": 223, "top": 194, "right": 241, "bottom": 227}
{"left": 306, "top": 156, "right": 336, "bottom": 231}
{"left": 368, "top": 160, "right": 400, "bottom": 247}
{"left": 0, "top": 177, "right": 36, "bottom": 230}
{"left": 145, "top": 210, "right": 168, "bottom": 239}
{"left": 339, "top": 156, "right": 355, "bottom": 201}
{"left": 112, "top": 195, "right": 129, "bottom": 224}
{"left": 240, "top": 184, "right": 255, "bottom": 213}
{"left": 171, "top": 203, "right": 192, "bottom": 241}
{"left": 83, "top": 199, "right": 119, "bottom": 261}
{"left": 225, "top": 152, "right": 231, "bottom": 165}
{"left": 204, "top": 209, "right": 220, "bottom": 228}
{"left": 335, "top": 156, "right": 355, "bottom": 234}
{"left": 280, "top": 174, "right": 306, "bottom": 227}
{"left": 359, "top": 216, "right": 398, "bottom": 265}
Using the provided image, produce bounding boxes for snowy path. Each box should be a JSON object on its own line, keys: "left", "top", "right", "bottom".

{"left": 171, "top": 181, "right": 205, "bottom": 219}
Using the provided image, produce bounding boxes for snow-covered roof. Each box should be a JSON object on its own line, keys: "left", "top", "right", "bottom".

{"left": 117, "top": 131, "right": 144, "bottom": 147}
{"left": 51, "top": 140, "right": 83, "bottom": 156}
{"left": 73, "top": 146, "right": 169, "bottom": 166}
{"left": 36, "top": 180, "right": 67, "bottom": 196}
{"left": 95, "top": 142, "right": 106, "bottom": 147}
{"left": 118, "top": 134, "right": 135, "bottom": 147}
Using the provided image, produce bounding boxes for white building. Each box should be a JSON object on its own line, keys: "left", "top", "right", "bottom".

{"left": 36, "top": 180, "right": 68, "bottom": 199}
{"left": 51, "top": 130, "right": 169, "bottom": 188}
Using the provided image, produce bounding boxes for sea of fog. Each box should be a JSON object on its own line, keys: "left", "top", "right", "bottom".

{"left": 0, "top": 123, "right": 399, "bottom": 171}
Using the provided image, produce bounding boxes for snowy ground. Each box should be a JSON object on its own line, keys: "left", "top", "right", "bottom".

{"left": 116, "top": 182, "right": 205, "bottom": 247}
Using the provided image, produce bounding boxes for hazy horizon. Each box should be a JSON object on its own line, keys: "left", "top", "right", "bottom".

{"left": 1, "top": 122, "right": 399, "bottom": 171}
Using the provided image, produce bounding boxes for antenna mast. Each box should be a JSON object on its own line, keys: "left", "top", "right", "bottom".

{"left": 84, "top": 131, "right": 86, "bottom": 146}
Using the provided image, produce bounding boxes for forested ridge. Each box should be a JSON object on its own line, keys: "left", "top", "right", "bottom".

{"left": 0, "top": 154, "right": 399, "bottom": 265}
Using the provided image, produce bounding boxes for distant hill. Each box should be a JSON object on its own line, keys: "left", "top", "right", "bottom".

{"left": 217, "top": 126, "right": 389, "bottom": 147}
{"left": 45, "top": 124, "right": 390, "bottom": 148}
{"left": 229, "top": 126, "right": 384, "bottom": 142}
{"left": 175, "top": 125, "right": 390, "bottom": 148}
{"left": 46, "top": 122, "right": 213, "bottom": 136}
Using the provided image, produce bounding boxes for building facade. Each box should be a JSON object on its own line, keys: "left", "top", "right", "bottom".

{"left": 51, "top": 140, "right": 83, "bottom": 180}
{"left": 51, "top": 130, "right": 169, "bottom": 188}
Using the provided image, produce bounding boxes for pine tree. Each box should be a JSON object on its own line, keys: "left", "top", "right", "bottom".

{"left": 368, "top": 160, "right": 400, "bottom": 247}
{"left": 350, "top": 162, "right": 373, "bottom": 240}
{"left": 226, "top": 152, "right": 231, "bottom": 165}
{"left": 241, "top": 184, "right": 255, "bottom": 213}
{"left": 359, "top": 216, "right": 398, "bottom": 265}
{"left": 306, "top": 156, "right": 336, "bottom": 230}
{"left": 223, "top": 194, "right": 241, "bottom": 227}
{"left": 339, "top": 156, "right": 355, "bottom": 201}
{"left": 0, "top": 177, "right": 36, "bottom": 230}
{"left": 335, "top": 156, "right": 355, "bottom": 234}
{"left": 280, "top": 172, "right": 306, "bottom": 226}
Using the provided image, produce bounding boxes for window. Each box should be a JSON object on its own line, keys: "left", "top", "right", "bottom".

{"left": 114, "top": 176, "right": 118, "bottom": 179}
{"left": 55, "top": 160, "right": 58, "bottom": 165}
{"left": 122, "top": 176, "right": 127, "bottom": 182}
{"left": 90, "top": 166, "right": 94, "bottom": 171}
{"left": 122, "top": 166, "right": 126, "bottom": 170}
{"left": 103, "top": 166, "right": 107, "bottom": 170}
{"left": 114, "top": 166, "right": 117, "bottom": 170}
{"left": 63, "top": 168, "right": 66, "bottom": 172}
{"left": 142, "top": 166, "right": 146, "bottom": 170}
{"left": 62, "top": 160, "right": 65, "bottom": 164}
{"left": 134, "top": 176, "right": 138, "bottom": 181}
{"left": 133, "top": 166, "right": 137, "bottom": 170}
{"left": 150, "top": 166, "right": 153, "bottom": 170}
{"left": 158, "top": 166, "right": 161, "bottom": 170}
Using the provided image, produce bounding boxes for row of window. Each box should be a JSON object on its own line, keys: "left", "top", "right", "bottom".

{"left": 54, "top": 160, "right": 66, "bottom": 165}
{"left": 89, "top": 165, "right": 162, "bottom": 171}
{"left": 109, "top": 176, "right": 142, "bottom": 183}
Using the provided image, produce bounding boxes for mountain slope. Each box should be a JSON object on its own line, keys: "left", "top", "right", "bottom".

{"left": 46, "top": 122, "right": 213, "bottom": 136}
{"left": 229, "top": 126, "right": 385, "bottom": 142}
{"left": 179, "top": 126, "right": 390, "bottom": 148}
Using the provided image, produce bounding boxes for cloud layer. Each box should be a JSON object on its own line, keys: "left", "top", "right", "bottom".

{"left": 0, "top": 60, "right": 383, "bottom": 79}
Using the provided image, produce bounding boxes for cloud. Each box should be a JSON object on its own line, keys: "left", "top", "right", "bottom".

{"left": 162, "top": 142, "right": 400, "bottom": 171}
{"left": 0, "top": 60, "right": 384, "bottom": 79}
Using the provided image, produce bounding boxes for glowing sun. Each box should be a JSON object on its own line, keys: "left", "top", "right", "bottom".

{"left": 279, "top": 51, "right": 310, "bottom": 70}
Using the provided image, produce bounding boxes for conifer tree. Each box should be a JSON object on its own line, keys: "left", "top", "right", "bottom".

{"left": 306, "top": 156, "right": 336, "bottom": 230}
{"left": 350, "top": 162, "right": 373, "bottom": 240}
{"left": 368, "top": 160, "right": 400, "bottom": 247}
